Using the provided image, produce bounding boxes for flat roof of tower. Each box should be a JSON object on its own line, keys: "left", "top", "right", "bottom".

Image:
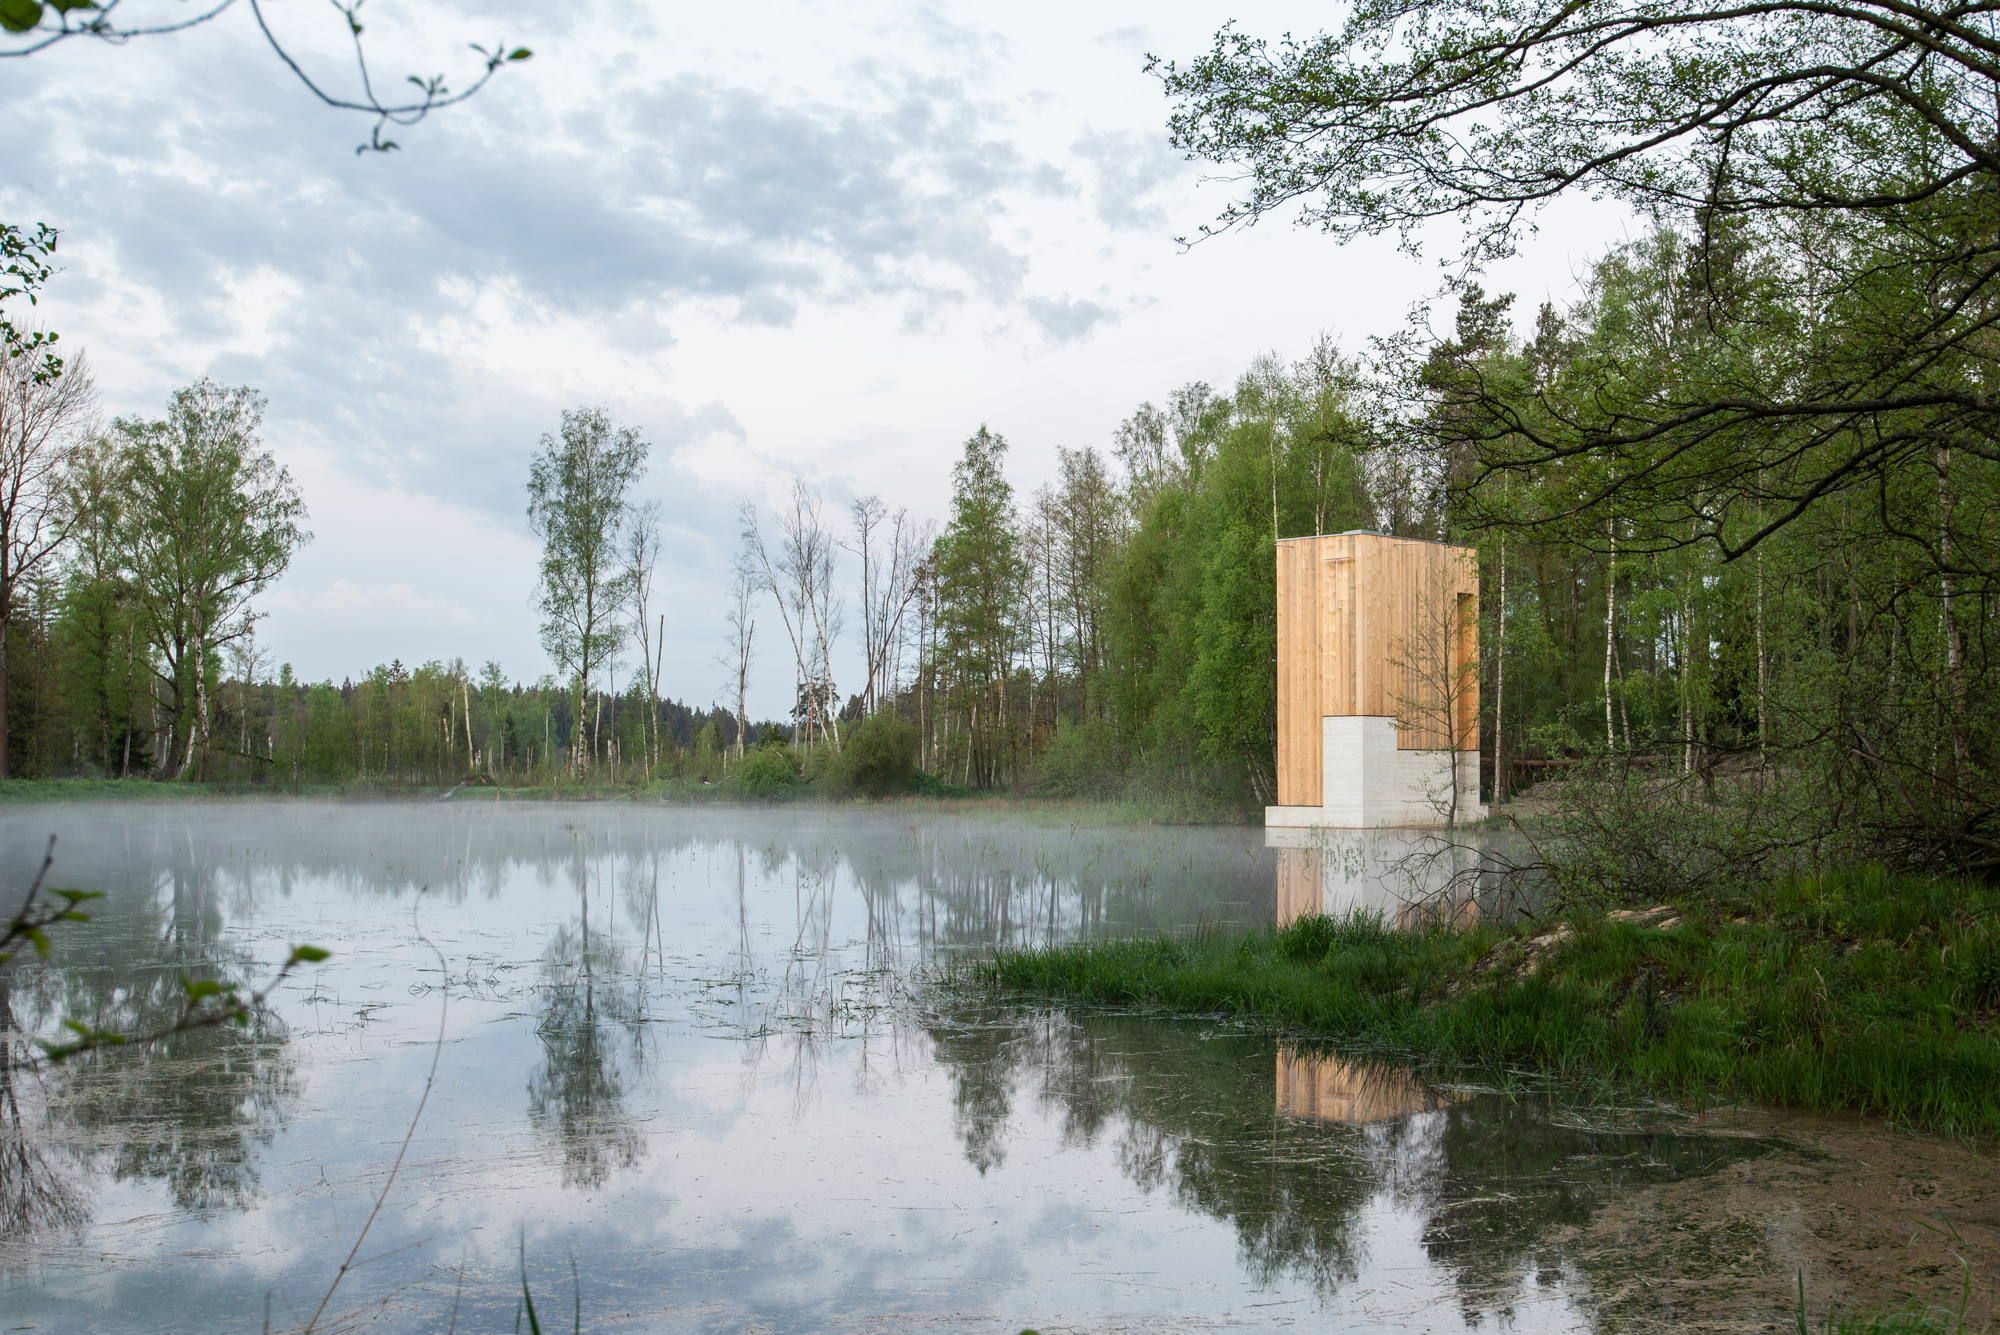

{"left": 1274, "top": 530, "right": 1475, "bottom": 550}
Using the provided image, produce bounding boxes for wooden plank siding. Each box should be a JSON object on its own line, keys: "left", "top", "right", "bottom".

{"left": 1274, "top": 533, "right": 1480, "bottom": 807}
{"left": 1275, "top": 538, "right": 1323, "bottom": 806}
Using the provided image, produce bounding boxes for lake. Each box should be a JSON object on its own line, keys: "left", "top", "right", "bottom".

{"left": 0, "top": 801, "right": 1958, "bottom": 1332}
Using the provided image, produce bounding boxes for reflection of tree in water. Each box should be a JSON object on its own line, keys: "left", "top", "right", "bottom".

{"left": 925, "top": 1017, "right": 1018, "bottom": 1176}
{"left": 527, "top": 839, "right": 648, "bottom": 1190}
{"left": 55, "top": 855, "right": 297, "bottom": 1214}
{"left": 0, "top": 975, "right": 89, "bottom": 1246}
{"left": 9, "top": 808, "right": 1277, "bottom": 987}
{"left": 1382, "top": 1096, "right": 1772, "bottom": 1320}
{"left": 926, "top": 1009, "right": 1776, "bottom": 1310}
{"left": 926, "top": 1009, "right": 1373, "bottom": 1292}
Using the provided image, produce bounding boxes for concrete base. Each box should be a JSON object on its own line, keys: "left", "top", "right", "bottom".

{"left": 1266, "top": 716, "right": 1483, "bottom": 829}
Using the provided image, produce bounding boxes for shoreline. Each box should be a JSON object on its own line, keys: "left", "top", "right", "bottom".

{"left": 977, "top": 868, "right": 2000, "bottom": 1143}
{"left": 0, "top": 777, "right": 1258, "bottom": 826}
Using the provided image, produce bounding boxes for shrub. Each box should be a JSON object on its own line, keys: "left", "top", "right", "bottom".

{"left": 732, "top": 745, "right": 797, "bottom": 798}
{"left": 1029, "top": 718, "right": 1124, "bottom": 798}
{"left": 798, "top": 740, "right": 843, "bottom": 785}
{"left": 836, "top": 712, "right": 920, "bottom": 797}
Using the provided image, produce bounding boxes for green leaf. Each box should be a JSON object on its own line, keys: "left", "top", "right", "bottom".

{"left": 183, "top": 978, "right": 230, "bottom": 1001}
{"left": 46, "top": 0, "right": 95, "bottom": 11}
{"left": 519, "top": 1238, "right": 543, "bottom": 1335}
{"left": 289, "top": 943, "right": 331, "bottom": 963}
{"left": 0, "top": 0, "right": 43, "bottom": 33}
{"left": 508, "top": 47, "right": 531, "bottom": 60}
{"left": 26, "top": 926, "right": 50, "bottom": 957}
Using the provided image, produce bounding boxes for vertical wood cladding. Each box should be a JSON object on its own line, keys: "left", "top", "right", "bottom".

{"left": 1274, "top": 532, "right": 1480, "bottom": 808}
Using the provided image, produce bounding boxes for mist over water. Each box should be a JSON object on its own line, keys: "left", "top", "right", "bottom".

{"left": 0, "top": 802, "right": 1766, "bottom": 1333}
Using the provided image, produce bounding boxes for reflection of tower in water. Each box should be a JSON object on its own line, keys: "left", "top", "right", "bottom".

{"left": 1274, "top": 1045, "right": 1458, "bottom": 1125}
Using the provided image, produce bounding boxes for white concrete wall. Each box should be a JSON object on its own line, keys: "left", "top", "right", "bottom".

{"left": 1265, "top": 716, "right": 1484, "bottom": 829}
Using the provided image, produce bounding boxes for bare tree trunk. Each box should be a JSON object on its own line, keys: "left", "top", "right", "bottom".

{"left": 1493, "top": 532, "right": 1508, "bottom": 806}
{"left": 1603, "top": 518, "right": 1617, "bottom": 752}
{"left": 742, "top": 499, "right": 817, "bottom": 753}
{"left": 0, "top": 610, "right": 10, "bottom": 782}
{"left": 177, "top": 623, "right": 208, "bottom": 782}
{"left": 1681, "top": 589, "right": 1696, "bottom": 776}
{"left": 570, "top": 649, "right": 587, "bottom": 778}
{"left": 651, "top": 613, "right": 664, "bottom": 771}
{"left": 851, "top": 497, "right": 880, "bottom": 716}
{"left": 1268, "top": 433, "right": 1279, "bottom": 541}
{"left": 1939, "top": 444, "right": 1967, "bottom": 768}
{"left": 1755, "top": 539, "right": 1769, "bottom": 768}
{"left": 1615, "top": 638, "right": 1631, "bottom": 750}
{"left": 735, "top": 614, "right": 752, "bottom": 760}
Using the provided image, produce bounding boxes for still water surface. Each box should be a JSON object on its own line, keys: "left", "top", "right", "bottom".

{"left": 0, "top": 802, "right": 1770, "bottom": 1332}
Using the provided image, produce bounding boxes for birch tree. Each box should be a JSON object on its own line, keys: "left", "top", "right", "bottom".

{"left": 844, "top": 494, "right": 926, "bottom": 718}
{"left": 740, "top": 480, "right": 841, "bottom": 750}
{"left": 624, "top": 500, "right": 664, "bottom": 772}
{"left": 720, "top": 541, "right": 757, "bottom": 759}
{"left": 526, "top": 407, "right": 648, "bottom": 776}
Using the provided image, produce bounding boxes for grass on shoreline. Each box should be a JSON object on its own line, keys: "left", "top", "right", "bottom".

{"left": 983, "top": 866, "right": 2000, "bottom": 1138}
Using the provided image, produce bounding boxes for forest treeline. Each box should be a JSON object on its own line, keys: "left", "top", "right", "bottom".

{"left": 3, "top": 179, "right": 2000, "bottom": 875}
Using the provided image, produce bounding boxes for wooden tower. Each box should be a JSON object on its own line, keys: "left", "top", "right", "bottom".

{"left": 1268, "top": 531, "right": 1483, "bottom": 827}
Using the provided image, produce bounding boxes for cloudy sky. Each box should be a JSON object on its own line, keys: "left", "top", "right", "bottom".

{"left": 6, "top": 0, "right": 1622, "bottom": 717}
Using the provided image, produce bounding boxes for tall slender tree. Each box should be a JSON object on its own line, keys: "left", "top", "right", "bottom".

{"left": 721, "top": 541, "right": 757, "bottom": 760}
{"left": 525, "top": 407, "right": 648, "bottom": 777}
{"left": 624, "top": 500, "right": 664, "bottom": 772}
{"left": 933, "top": 427, "right": 1025, "bottom": 787}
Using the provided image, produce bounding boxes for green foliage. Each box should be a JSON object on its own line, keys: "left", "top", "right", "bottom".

{"left": 1070, "top": 350, "right": 1373, "bottom": 810}
{"left": 932, "top": 426, "right": 1026, "bottom": 788}
{"left": 0, "top": 221, "right": 60, "bottom": 380}
{"left": 1028, "top": 717, "right": 1123, "bottom": 798}
{"left": 1148, "top": 0, "right": 2000, "bottom": 873}
{"left": 834, "top": 711, "right": 919, "bottom": 796}
{"left": 1182, "top": 423, "right": 1278, "bottom": 781}
{"left": 110, "top": 380, "right": 309, "bottom": 780}
{"left": 731, "top": 744, "right": 797, "bottom": 799}
{"left": 525, "top": 407, "right": 649, "bottom": 778}
{"left": 986, "top": 868, "right": 2000, "bottom": 1137}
